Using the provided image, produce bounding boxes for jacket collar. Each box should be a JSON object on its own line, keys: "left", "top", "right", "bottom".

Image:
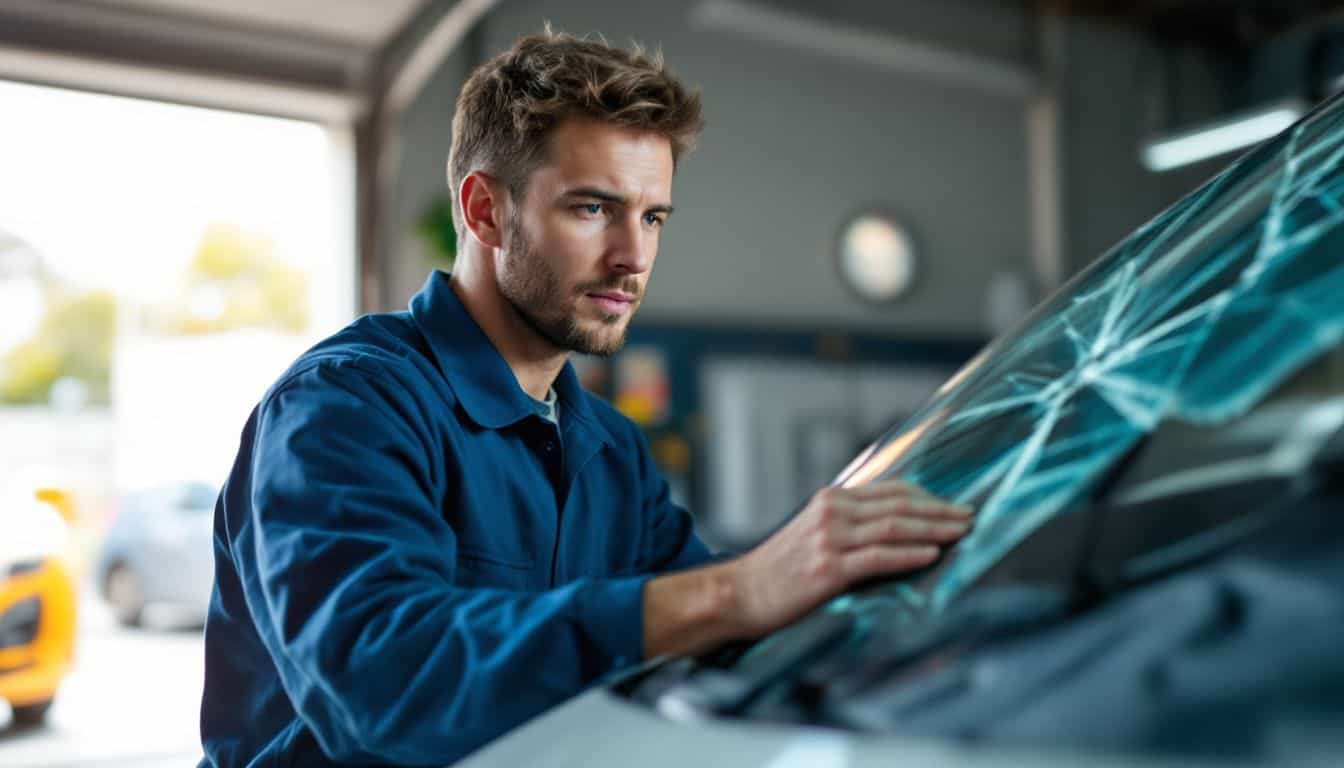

{"left": 408, "top": 271, "right": 612, "bottom": 444}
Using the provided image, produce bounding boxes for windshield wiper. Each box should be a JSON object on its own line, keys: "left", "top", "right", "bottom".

{"left": 653, "top": 610, "right": 856, "bottom": 721}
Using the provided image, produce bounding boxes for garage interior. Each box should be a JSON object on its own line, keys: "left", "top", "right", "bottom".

{"left": 1, "top": 1, "right": 1343, "bottom": 765}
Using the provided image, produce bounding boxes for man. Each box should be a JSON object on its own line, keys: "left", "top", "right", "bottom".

{"left": 199, "top": 30, "right": 972, "bottom": 766}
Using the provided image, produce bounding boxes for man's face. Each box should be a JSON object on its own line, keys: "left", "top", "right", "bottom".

{"left": 495, "top": 116, "right": 675, "bottom": 357}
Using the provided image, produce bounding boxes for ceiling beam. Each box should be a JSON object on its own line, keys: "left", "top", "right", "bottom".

{"left": 0, "top": 45, "right": 359, "bottom": 122}
{"left": 0, "top": 0, "right": 371, "bottom": 98}
{"left": 692, "top": 0, "right": 1039, "bottom": 99}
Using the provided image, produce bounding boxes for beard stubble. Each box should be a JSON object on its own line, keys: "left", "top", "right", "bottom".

{"left": 496, "top": 215, "right": 640, "bottom": 357}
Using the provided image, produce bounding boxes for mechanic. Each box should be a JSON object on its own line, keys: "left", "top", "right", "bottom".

{"left": 198, "top": 29, "right": 973, "bottom": 767}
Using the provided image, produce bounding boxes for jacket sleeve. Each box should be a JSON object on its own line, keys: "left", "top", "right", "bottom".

{"left": 232, "top": 361, "right": 648, "bottom": 765}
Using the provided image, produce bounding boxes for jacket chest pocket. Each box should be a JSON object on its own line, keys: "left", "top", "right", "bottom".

{"left": 453, "top": 547, "right": 536, "bottom": 591}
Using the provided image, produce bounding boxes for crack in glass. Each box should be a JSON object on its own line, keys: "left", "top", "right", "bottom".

{"left": 830, "top": 97, "right": 1344, "bottom": 619}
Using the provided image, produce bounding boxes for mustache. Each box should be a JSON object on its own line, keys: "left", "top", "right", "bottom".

{"left": 576, "top": 278, "right": 642, "bottom": 300}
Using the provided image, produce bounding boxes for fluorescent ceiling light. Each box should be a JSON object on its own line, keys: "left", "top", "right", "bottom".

{"left": 1141, "top": 102, "right": 1306, "bottom": 172}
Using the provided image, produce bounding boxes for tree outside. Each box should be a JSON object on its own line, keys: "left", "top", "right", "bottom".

{"left": 141, "top": 222, "right": 311, "bottom": 336}
{"left": 0, "top": 221, "right": 310, "bottom": 408}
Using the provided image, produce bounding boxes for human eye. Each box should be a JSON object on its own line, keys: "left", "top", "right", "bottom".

{"left": 574, "top": 202, "right": 605, "bottom": 218}
{"left": 643, "top": 212, "right": 666, "bottom": 228}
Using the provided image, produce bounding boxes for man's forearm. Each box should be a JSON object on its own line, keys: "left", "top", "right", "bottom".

{"left": 639, "top": 482, "right": 973, "bottom": 661}
{"left": 642, "top": 559, "right": 756, "bottom": 658}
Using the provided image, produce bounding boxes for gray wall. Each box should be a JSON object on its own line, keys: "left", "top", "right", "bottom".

{"left": 1054, "top": 18, "right": 1224, "bottom": 275}
{"left": 386, "top": 0, "right": 1034, "bottom": 337}
{"left": 383, "top": 1, "right": 1229, "bottom": 335}
{"left": 383, "top": 38, "right": 476, "bottom": 307}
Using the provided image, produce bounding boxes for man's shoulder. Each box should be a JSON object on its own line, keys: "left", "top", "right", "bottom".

{"left": 264, "top": 310, "right": 450, "bottom": 408}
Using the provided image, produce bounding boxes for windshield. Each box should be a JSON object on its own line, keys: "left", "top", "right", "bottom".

{"left": 830, "top": 92, "right": 1344, "bottom": 616}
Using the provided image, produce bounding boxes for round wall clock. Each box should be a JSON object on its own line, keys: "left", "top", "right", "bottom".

{"left": 836, "top": 211, "right": 917, "bottom": 303}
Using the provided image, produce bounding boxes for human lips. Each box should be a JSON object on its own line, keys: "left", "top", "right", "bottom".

{"left": 585, "top": 291, "right": 637, "bottom": 314}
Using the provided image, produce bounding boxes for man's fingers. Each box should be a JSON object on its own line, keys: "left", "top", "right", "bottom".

{"left": 844, "top": 494, "right": 974, "bottom": 522}
{"left": 846, "top": 479, "right": 935, "bottom": 501}
{"left": 840, "top": 544, "right": 941, "bottom": 581}
{"left": 841, "top": 480, "right": 973, "bottom": 517}
{"left": 840, "top": 514, "right": 970, "bottom": 549}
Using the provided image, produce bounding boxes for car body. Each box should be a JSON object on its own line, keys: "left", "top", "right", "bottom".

{"left": 95, "top": 482, "right": 217, "bottom": 628}
{"left": 463, "top": 92, "right": 1344, "bottom": 765}
{"left": 0, "top": 488, "right": 77, "bottom": 726}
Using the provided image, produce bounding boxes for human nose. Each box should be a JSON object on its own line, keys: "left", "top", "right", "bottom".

{"left": 605, "top": 214, "right": 655, "bottom": 275}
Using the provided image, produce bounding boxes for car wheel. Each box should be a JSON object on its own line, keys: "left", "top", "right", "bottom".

{"left": 104, "top": 563, "right": 144, "bottom": 627}
{"left": 11, "top": 698, "right": 53, "bottom": 726}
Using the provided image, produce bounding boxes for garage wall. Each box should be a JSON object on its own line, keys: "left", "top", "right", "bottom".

{"left": 386, "top": 0, "right": 1034, "bottom": 338}
{"left": 383, "top": 38, "right": 476, "bottom": 308}
{"left": 383, "top": 1, "right": 1231, "bottom": 334}
{"left": 1055, "top": 17, "right": 1225, "bottom": 275}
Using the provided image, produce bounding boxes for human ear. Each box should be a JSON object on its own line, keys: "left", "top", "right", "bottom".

{"left": 459, "top": 171, "right": 505, "bottom": 250}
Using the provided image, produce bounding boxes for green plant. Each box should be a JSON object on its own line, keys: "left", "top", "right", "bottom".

{"left": 416, "top": 196, "right": 457, "bottom": 269}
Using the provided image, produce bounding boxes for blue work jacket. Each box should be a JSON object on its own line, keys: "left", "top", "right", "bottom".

{"left": 199, "top": 271, "right": 714, "bottom": 766}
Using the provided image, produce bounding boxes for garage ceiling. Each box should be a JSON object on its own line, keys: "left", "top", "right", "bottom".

{"left": 1039, "top": 0, "right": 1344, "bottom": 45}
{"left": 81, "top": 0, "right": 430, "bottom": 47}
{"left": 0, "top": 0, "right": 456, "bottom": 121}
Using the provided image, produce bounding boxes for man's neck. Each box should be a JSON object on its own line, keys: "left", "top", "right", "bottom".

{"left": 448, "top": 267, "right": 567, "bottom": 402}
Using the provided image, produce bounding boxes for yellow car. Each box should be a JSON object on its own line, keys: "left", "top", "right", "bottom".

{"left": 0, "top": 489, "right": 77, "bottom": 726}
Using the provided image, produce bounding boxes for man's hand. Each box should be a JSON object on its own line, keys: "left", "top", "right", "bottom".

{"left": 727, "top": 480, "right": 972, "bottom": 636}
{"left": 642, "top": 480, "right": 972, "bottom": 658}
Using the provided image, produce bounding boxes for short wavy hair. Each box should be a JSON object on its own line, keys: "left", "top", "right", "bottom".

{"left": 447, "top": 28, "right": 704, "bottom": 238}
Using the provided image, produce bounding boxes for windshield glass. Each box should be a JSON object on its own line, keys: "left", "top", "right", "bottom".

{"left": 831, "top": 93, "right": 1344, "bottom": 616}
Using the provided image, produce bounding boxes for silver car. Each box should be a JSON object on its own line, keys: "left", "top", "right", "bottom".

{"left": 95, "top": 482, "right": 217, "bottom": 628}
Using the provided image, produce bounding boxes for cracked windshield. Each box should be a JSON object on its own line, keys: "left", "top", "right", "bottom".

{"left": 831, "top": 94, "right": 1344, "bottom": 617}
{"left": 0, "top": 80, "right": 352, "bottom": 766}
